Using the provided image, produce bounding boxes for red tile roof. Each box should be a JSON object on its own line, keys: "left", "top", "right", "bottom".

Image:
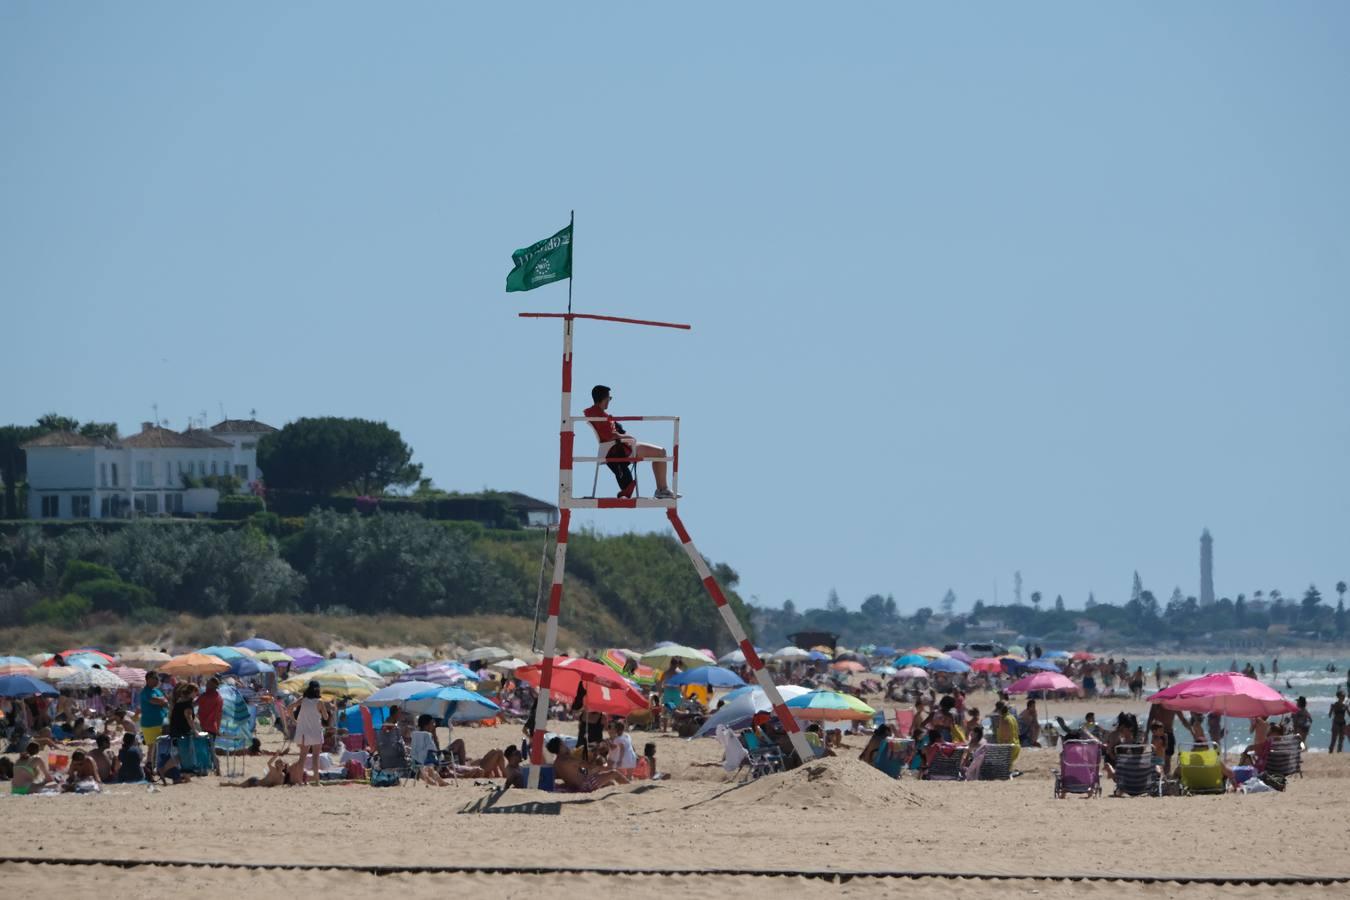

{"left": 21, "top": 431, "right": 102, "bottom": 449}
{"left": 210, "top": 419, "right": 278, "bottom": 434}
{"left": 121, "top": 426, "right": 232, "bottom": 449}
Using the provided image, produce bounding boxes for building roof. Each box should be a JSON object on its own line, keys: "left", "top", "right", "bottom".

{"left": 122, "top": 425, "right": 233, "bottom": 449}
{"left": 21, "top": 431, "right": 103, "bottom": 449}
{"left": 210, "top": 418, "right": 278, "bottom": 435}
{"left": 497, "top": 491, "right": 558, "bottom": 512}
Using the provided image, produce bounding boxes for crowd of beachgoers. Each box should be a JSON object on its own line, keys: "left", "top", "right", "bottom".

{"left": 1, "top": 639, "right": 1344, "bottom": 798}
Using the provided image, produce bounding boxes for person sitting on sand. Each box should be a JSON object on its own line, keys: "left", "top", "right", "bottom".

{"left": 502, "top": 745, "right": 527, "bottom": 788}
{"left": 546, "top": 736, "right": 630, "bottom": 792}
{"left": 961, "top": 726, "right": 988, "bottom": 780}
{"left": 445, "top": 738, "right": 508, "bottom": 778}
{"left": 157, "top": 743, "right": 193, "bottom": 785}
{"left": 61, "top": 750, "right": 102, "bottom": 793}
{"left": 221, "top": 756, "right": 307, "bottom": 788}
{"left": 410, "top": 714, "right": 442, "bottom": 767}
{"left": 11, "top": 742, "right": 53, "bottom": 795}
{"left": 92, "top": 734, "right": 116, "bottom": 783}
{"left": 859, "top": 724, "right": 891, "bottom": 767}
{"left": 115, "top": 733, "right": 145, "bottom": 783}
{"left": 604, "top": 719, "right": 640, "bottom": 774}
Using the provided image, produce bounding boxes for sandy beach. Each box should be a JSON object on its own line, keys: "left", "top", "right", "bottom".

{"left": 5, "top": 690, "right": 1349, "bottom": 900}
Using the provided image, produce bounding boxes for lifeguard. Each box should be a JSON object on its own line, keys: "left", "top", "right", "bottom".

{"left": 583, "top": 384, "right": 680, "bottom": 500}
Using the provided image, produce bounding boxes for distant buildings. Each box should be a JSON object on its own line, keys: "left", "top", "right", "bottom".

{"left": 1200, "top": 528, "right": 1215, "bottom": 606}
{"left": 22, "top": 418, "right": 275, "bottom": 519}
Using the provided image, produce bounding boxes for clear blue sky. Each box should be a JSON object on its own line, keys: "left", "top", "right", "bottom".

{"left": 4, "top": 3, "right": 1347, "bottom": 614}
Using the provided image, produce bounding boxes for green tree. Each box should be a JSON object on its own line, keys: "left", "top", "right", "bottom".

{"left": 1336, "top": 580, "right": 1347, "bottom": 608}
{"left": 1301, "top": 584, "right": 1323, "bottom": 623}
{"left": 1336, "top": 599, "right": 1347, "bottom": 636}
{"left": 1054, "top": 594, "right": 1065, "bottom": 613}
{"left": 258, "top": 417, "right": 422, "bottom": 496}
{"left": 941, "top": 589, "right": 956, "bottom": 617}
{"left": 1030, "top": 591, "right": 1042, "bottom": 611}
{"left": 0, "top": 424, "right": 38, "bottom": 517}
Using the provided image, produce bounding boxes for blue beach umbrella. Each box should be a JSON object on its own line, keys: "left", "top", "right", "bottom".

{"left": 0, "top": 674, "right": 59, "bottom": 697}
{"left": 894, "top": 654, "right": 930, "bottom": 668}
{"left": 235, "top": 637, "right": 283, "bottom": 652}
{"left": 199, "top": 645, "right": 246, "bottom": 660}
{"left": 926, "top": 657, "right": 972, "bottom": 674}
{"left": 229, "top": 656, "right": 275, "bottom": 677}
{"left": 1042, "top": 650, "right": 1071, "bottom": 659}
{"left": 875, "top": 647, "right": 898, "bottom": 658}
{"left": 665, "top": 666, "right": 747, "bottom": 689}
{"left": 405, "top": 686, "right": 502, "bottom": 723}
{"left": 1026, "top": 658, "right": 1061, "bottom": 671}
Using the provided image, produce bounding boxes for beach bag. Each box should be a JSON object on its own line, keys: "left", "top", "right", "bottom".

{"left": 370, "top": 769, "right": 400, "bottom": 787}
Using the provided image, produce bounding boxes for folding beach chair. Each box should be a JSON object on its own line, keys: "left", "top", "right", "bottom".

{"left": 1054, "top": 740, "right": 1103, "bottom": 799}
{"left": 739, "top": 729, "right": 785, "bottom": 778}
{"left": 975, "top": 743, "right": 1015, "bottom": 780}
{"left": 373, "top": 726, "right": 419, "bottom": 786}
{"left": 924, "top": 741, "right": 966, "bottom": 780}
{"left": 1111, "top": 744, "right": 1161, "bottom": 797}
{"left": 872, "top": 738, "right": 913, "bottom": 779}
{"left": 1262, "top": 734, "right": 1302, "bottom": 781}
{"left": 1177, "top": 746, "right": 1226, "bottom": 795}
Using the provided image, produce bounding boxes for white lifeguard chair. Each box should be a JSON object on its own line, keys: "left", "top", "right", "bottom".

{"left": 518, "top": 311, "right": 812, "bottom": 785}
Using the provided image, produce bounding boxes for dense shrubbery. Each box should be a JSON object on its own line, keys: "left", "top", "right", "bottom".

{"left": 263, "top": 490, "right": 518, "bottom": 528}
{"left": 216, "top": 494, "right": 265, "bottom": 519}
{"left": 0, "top": 513, "right": 756, "bottom": 647}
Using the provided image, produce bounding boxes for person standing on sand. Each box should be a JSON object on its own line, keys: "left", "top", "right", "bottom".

{"left": 1328, "top": 690, "right": 1346, "bottom": 753}
{"left": 291, "top": 680, "right": 331, "bottom": 785}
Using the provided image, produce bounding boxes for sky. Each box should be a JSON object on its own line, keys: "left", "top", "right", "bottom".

{"left": 3, "top": 3, "right": 1347, "bottom": 615}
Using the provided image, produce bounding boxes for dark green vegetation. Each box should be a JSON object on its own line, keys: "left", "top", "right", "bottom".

{"left": 0, "top": 513, "right": 753, "bottom": 650}
{"left": 257, "top": 417, "right": 421, "bottom": 496}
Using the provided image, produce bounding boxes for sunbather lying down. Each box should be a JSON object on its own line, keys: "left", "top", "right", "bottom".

{"left": 417, "top": 740, "right": 511, "bottom": 786}
{"left": 547, "top": 736, "right": 630, "bottom": 792}
{"left": 221, "top": 757, "right": 306, "bottom": 788}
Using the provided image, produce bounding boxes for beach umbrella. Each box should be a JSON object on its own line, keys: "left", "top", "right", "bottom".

{"left": 254, "top": 650, "right": 293, "bottom": 664}
{"left": 198, "top": 645, "right": 247, "bottom": 660}
{"left": 1025, "top": 658, "right": 1061, "bottom": 672}
{"left": 108, "top": 666, "right": 146, "bottom": 688}
{"left": 807, "top": 650, "right": 831, "bottom": 662}
{"left": 398, "top": 662, "right": 468, "bottom": 686}
{"left": 718, "top": 649, "right": 747, "bottom": 666}
{"left": 875, "top": 646, "right": 898, "bottom": 658}
{"left": 946, "top": 649, "right": 973, "bottom": 664}
{"left": 1042, "top": 650, "right": 1071, "bottom": 659}
{"left": 893, "top": 654, "right": 929, "bottom": 668}
{"left": 235, "top": 637, "right": 283, "bottom": 652}
{"left": 694, "top": 685, "right": 814, "bottom": 737}
{"left": 1006, "top": 645, "right": 1026, "bottom": 657}
{"left": 490, "top": 658, "right": 528, "bottom": 672}
{"left": 895, "top": 666, "right": 929, "bottom": 680}
{"left": 575, "top": 680, "right": 649, "bottom": 716}
{"left": 1007, "top": 672, "right": 1080, "bottom": 695}
{"left": 770, "top": 646, "right": 811, "bottom": 662}
{"left": 834, "top": 652, "right": 864, "bottom": 663}
{"left": 65, "top": 653, "right": 111, "bottom": 669}
{"left": 926, "top": 657, "right": 971, "bottom": 674}
{"left": 310, "top": 659, "right": 382, "bottom": 680}
{"left": 785, "top": 690, "right": 876, "bottom": 722}
{"left": 36, "top": 666, "right": 79, "bottom": 682}
{"left": 0, "top": 655, "right": 35, "bottom": 668}
{"left": 58, "top": 667, "right": 127, "bottom": 690}
{"left": 872, "top": 665, "right": 899, "bottom": 677}
{"left": 364, "top": 680, "right": 450, "bottom": 707}
{"left": 666, "top": 665, "right": 746, "bottom": 689}
{"left": 119, "top": 650, "right": 171, "bottom": 668}
{"left": 216, "top": 684, "right": 255, "bottom": 752}
{"left": 464, "top": 646, "right": 511, "bottom": 664}
{"left": 366, "top": 658, "right": 411, "bottom": 676}
{"left": 1148, "top": 673, "right": 1296, "bottom": 719}
{"left": 0, "top": 663, "right": 38, "bottom": 677}
{"left": 0, "top": 674, "right": 60, "bottom": 697}
{"left": 515, "top": 656, "right": 636, "bottom": 698}
{"left": 159, "top": 653, "right": 231, "bottom": 677}
{"left": 282, "top": 647, "right": 324, "bottom": 670}
{"left": 1071, "top": 651, "right": 1096, "bottom": 661}
{"left": 228, "top": 656, "right": 275, "bottom": 678}
{"left": 279, "top": 672, "right": 377, "bottom": 700}
{"left": 641, "top": 645, "right": 715, "bottom": 669}
{"left": 970, "top": 657, "right": 1005, "bottom": 674}
{"left": 28, "top": 653, "right": 55, "bottom": 665}
{"left": 831, "top": 660, "right": 866, "bottom": 673}
{"left": 910, "top": 646, "right": 946, "bottom": 659}
{"left": 50, "top": 648, "right": 116, "bottom": 665}
{"left": 403, "top": 686, "right": 503, "bottom": 723}
{"left": 599, "top": 649, "right": 657, "bottom": 686}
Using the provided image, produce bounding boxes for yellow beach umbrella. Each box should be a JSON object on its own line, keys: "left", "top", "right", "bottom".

{"left": 280, "top": 672, "right": 377, "bottom": 700}
{"left": 254, "top": 650, "right": 294, "bottom": 664}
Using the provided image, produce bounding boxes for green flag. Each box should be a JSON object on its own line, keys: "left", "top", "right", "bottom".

{"left": 505, "top": 222, "right": 572, "bottom": 292}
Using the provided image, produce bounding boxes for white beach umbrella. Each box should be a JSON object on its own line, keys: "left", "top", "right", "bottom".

{"left": 770, "top": 646, "right": 810, "bottom": 662}
{"left": 465, "top": 646, "right": 511, "bottom": 663}
{"left": 58, "top": 668, "right": 128, "bottom": 690}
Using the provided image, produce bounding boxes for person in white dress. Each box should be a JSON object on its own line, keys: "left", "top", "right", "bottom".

{"left": 290, "top": 680, "right": 330, "bottom": 785}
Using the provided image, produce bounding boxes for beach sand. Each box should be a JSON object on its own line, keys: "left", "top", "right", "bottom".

{"left": 5, "top": 691, "right": 1348, "bottom": 899}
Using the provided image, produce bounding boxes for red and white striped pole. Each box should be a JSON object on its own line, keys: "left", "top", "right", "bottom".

{"left": 528, "top": 316, "right": 575, "bottom": 788}
{"left": 666, "top": 508, "right": 814, "bottom": 764}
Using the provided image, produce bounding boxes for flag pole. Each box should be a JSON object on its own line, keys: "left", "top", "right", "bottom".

{"left": 567, "top": 209, "right": 574, "bottom": 314}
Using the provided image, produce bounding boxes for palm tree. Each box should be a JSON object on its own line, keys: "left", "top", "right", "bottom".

{"left": 1337, "top": 581, "right": 1347, "bottom": 606}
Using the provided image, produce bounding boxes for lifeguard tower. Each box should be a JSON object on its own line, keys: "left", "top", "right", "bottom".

{"left": 519, "top": 311, "right": 812, "bottom": 785}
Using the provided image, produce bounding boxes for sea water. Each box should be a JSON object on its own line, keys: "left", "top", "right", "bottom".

{"left": 1119, "top": 655, "right": 1350, "bottom": 751}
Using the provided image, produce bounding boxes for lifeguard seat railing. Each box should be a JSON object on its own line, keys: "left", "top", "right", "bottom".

{"left": 571, "top": 414, "right": 679, "bottom": 508}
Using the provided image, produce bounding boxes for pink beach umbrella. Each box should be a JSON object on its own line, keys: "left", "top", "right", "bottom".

{"left": 895, "top": 666, "right": 929, "bottom": 680}
{"left": 1148, "top": 672, "right": 1296, "bottom": 719}
{"left": 1007, "top": 672, "right": 1080, "bottom": 695}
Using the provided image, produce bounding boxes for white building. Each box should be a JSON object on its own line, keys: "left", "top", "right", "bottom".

{"left": 23, "top": 419, "right": 276, "bottom": 520}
